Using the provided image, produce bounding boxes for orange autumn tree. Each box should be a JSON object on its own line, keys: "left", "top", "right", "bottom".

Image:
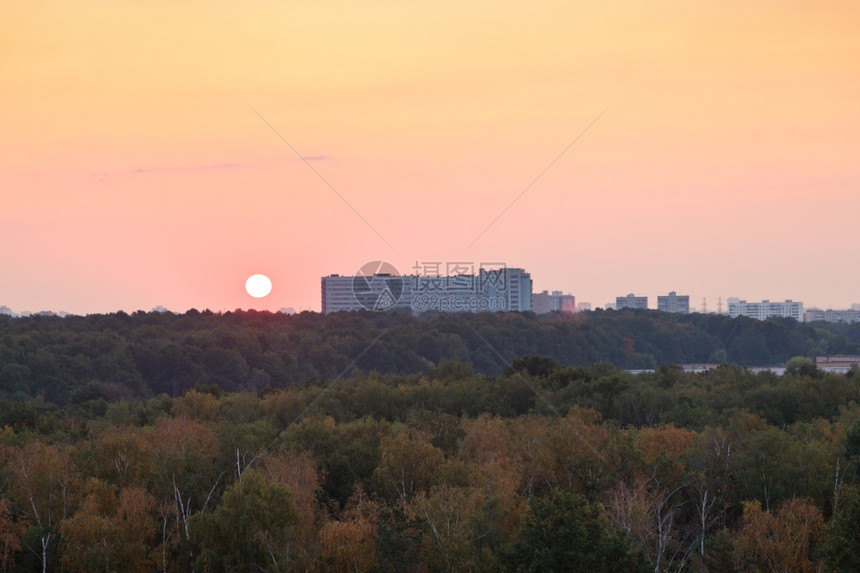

{"left": 0, "top": 497, "right": 29, "bottom": 573}
{"left": 459, "top": 415, "right": 526, "bottom": 535}
{"left": 60, "top": 479, "right": 158, "bottom": 573}
{"left": 4, "top": 439, "right": 78, "bottom": 573}
{"left": 317, "top": 487, "right": 378, "bottom": 573}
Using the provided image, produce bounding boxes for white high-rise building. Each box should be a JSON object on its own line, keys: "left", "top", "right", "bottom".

{"left": 322, "top": 267, "right": 532, "bottom": 314}
{"left": 727, "top": 298, "right": 804, "bottom": 321}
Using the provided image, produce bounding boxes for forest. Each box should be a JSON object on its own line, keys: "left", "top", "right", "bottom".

{"left": 1, "top": 308, "right": 859, "bottom": 405}
{"left": 0, "top": 360, "right": 860, "bottom": 570}
{"left": 2, "top": 310, "right": 860, "bottom": 571}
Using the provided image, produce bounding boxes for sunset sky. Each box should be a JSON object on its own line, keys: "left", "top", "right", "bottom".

{"left": 2, "top": 1, "right": 859, "bottom": 315}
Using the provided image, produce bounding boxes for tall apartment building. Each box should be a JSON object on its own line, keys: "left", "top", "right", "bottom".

{"left": 616, "top": 293, "right": 648, "bottom": 310}
{"left": 322, "top": 274, "right": 407, "bottom": 313}
{"left": 657, "top": 291, "right": 690, "bottom": 314}
{"left": 531, "top": 290, "right": 576, "bottom": 314}
{"left": 727, "top": 298, "right": 804, "bottom": 321}
{"left": 322, "top": 267, "right": 532, "bottom": 314}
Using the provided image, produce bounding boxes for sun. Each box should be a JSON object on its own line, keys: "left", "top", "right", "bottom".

{"left": 245, "top": 274, "right": 272, "bottom": 298}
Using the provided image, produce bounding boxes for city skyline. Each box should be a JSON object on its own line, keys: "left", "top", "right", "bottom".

{"left": 4, "top": 275, "right": 858, "bottom": 319}
{"left": 3, "top": 1, "right": 859, "bottom": 315}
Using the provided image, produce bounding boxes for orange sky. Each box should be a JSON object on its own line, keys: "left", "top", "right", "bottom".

{"left": 2, "top": 1, "right": 859, "bottom": 314}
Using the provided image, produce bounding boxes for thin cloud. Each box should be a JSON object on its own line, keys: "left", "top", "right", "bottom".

{"left": 192, "top": 162, "right": 240, "bottom": 171}
{"left": 90, "top": 163, "right": 242, "bottom": 182}
{"left": 130, "top": 163, "right": 242, "bottom": 175}
{"left": 300, "top": 155, "right": 329, "bottom": 162}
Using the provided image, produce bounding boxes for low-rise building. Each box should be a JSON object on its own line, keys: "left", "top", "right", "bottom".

{"left": 728, "top": 298, "right": 804, "bottom": 321}
{"left": 657, "top": 291, "right": 690, "bottom": 314}
{"left": 532, "top": 290, "right": 576, "bottom": 314}
{"left": 816, "top": 355, "right": 860, "bottom": 373}
{"left": 616, "top": 293, "right": 648, "bottom": 310}
{"left": 805, "top": 308, "right": 860, "bottom": 323}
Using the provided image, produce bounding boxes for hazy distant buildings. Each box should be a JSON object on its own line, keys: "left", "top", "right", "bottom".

{"left": 727, "top": 298, "right": 803, "bottom": 321}
{"left": 532, "top": 291, "right": 550, "bottom": 314}
{"left": 816, "top": 355, "right": 860, "bottom": 373}
{"left": 577, "top": 302, "right": 591, "bottom": 312}
{"left": 557, "top": 293, "right": 576, "bottom": 313}
{"left": 322, "top": 267, "right": 532, "bottom": 314}
{"left": 616, "top": 293, "right": 648, "bottom": 310}
{"left": 657, "top": 291, "right": 690, "bottom": 314}
{"left": 532, "top": 290, "right": 575, "bottom": 314}
{"left": 804, "top": 307, "right": 860, "bottom": 324}
{"left": 0, "top": 307, "right": 68, "bottom": 318}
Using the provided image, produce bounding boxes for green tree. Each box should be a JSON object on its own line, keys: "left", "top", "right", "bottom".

{"left": 503, "top": 490, "right": 649, "bottom": 572}
{"left": 374, "top": 503, "right": 424, "bottom": 573}
{"left": 824, "top": 486, "right": 860, "bottom": 572}
{"left": 190, "top": 469, "right": 300, "bottom": 572}
{"left": 505, "top": 355, "right": 560, "bottom": 379}
{"left": 786, "top": 356, "right": 818, "bottom": 378}
{"left": 374, "top": 427, "right": 444, "bottom": 506}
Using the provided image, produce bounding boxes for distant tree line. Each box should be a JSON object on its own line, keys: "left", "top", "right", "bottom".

{"left": 1, "top": 308, "right": 859, "bottom": 405}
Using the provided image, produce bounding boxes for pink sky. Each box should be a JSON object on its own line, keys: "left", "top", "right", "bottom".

{"left": 2, "top": 1, "right": 859, "bottom": 314}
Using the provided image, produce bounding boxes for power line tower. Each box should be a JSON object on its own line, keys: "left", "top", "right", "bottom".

{"left": 717, "top": 297, "right": 723, "bottom": 315}
{"left": 702, "top": 297, "right": 708, "bottom": 314}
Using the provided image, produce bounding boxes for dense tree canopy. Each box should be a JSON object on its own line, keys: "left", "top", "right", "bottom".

{"left": 1, "top": 308, "right": 858, "bottom": 405}
{"left": 0, "top": 358, "right": 856, "bottom": 570}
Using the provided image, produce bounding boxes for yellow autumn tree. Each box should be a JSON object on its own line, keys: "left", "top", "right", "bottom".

{"left": 731, "top": 498, "right": 824, "bottom": 573}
